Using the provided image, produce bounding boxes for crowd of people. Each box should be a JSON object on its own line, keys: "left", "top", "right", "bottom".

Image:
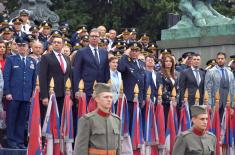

{"left": 0, "top": 9, "right": 235, "bottom": 153}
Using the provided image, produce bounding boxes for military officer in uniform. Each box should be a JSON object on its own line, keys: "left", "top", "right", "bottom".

{"left": 172, "top": 105, "right": 216, "bottom": 155}
{"left": 3, "top": 36, "right": 36, "bottom": 149}
{"left": 74, "top": 83, "right": 120, "bottom": 155}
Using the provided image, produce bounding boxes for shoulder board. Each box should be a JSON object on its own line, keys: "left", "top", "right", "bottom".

{"left": 206, "top": 131, "right": 216, "bottom": 137}
{"left": 180, "top": 130, "right": 192, "bottom": 136}
{"left": 84, "top": 111, "right": 96, "bottom": 118}
{"left": 111, "top": 113, "right": 121, "bottom": 120}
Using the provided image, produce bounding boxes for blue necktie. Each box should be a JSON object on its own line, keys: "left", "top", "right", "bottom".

{"left": 94, "top": 48, "right": 99, "bottom": 64}
{"left": 22, "top": 57, "right": 26, "bottom": 70}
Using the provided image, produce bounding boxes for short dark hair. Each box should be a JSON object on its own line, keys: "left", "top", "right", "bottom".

{"left": 145, "top": 54, "right": 155, "bottom": 60}
{"left": 217, "top": 52, "right": 226, "bottom": 58}
{"left": 108, "top": 56, "right": 118, "bottom": 63}
{"left": 192, "top": 53, "right": 200, "bottom": 57}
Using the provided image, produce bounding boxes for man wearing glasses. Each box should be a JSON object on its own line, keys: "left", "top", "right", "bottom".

{"left": 73, "top": 28, "right": 110, "bottom": 103}
{"left": 39, "top": 35, "right": 72, "bottom": 118}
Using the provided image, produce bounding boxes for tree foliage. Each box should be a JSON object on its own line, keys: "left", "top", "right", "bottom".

{"left": 4, "top": 0, "right": 235, "bottom": 40}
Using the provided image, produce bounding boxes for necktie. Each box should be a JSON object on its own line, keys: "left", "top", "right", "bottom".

{"left": 134, "top": 60, "right": 139, "bottom": 68}
{"left": 58, "top": 53, "right": 65, "bottom": 73}
{"left": 195, "top": 69, "right": 200, "bottom": 86}
{"left": 221, "top": 68, "right": 226, "bottom": 85}
{"left": 94, "top": 48, "right": 100, "bottom": 64}
{"left": 22, "top": 57, "right": 26, "bottom": 70}
{"left": 23, "top": 25, "right": 26, "bottom": 31}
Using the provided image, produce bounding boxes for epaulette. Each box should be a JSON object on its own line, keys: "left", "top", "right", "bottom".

{"left": 206, "top": 131, "right": 216, "bottom": 137}
{"left": 111, "top": 113, "right": 121, "bottom": 120}
{"left": 84, "top": 111, "right": 96, "bottom": 119}
{"left": 180, "top": 130, "right": 192, "bottom": 137}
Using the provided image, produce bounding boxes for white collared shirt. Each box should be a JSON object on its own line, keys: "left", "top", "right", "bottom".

{"left": 53, "top": 51, "right": 67, "bottom": 72}
{"left": 152, "top": 70, "right": 157, "bottom": 86}
{"left": 191, "top": 66, "right": 201, "bottom": 84}
{"left": 89, "top": 44, "right": 100, "bottom": 63}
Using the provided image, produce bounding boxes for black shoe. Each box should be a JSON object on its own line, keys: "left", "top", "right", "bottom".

{"left": 18, "top": 145, "right": 27, "bottom": 149}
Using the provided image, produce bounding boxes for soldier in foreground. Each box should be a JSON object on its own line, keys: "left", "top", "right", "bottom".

{"left": 172, "top": 105, "right": 216, "bottom": 155}
{"left": 74, "top": 83, "right": 121, "bottom": 155}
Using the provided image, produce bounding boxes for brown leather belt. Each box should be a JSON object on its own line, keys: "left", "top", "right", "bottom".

{"left": 88, "top": 148, "right": 116, "bottom": 155}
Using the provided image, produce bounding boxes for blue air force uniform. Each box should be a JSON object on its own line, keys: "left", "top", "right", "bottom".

{"left": 3, "top": 54, "right": 36, "bottom": 148}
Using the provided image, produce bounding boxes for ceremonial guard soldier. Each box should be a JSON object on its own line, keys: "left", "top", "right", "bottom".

{"left": 172, "top": 105, "right": 216, "bottom": 155}
{"left": 74, "top": 83, "right": 121, "bottom": 155}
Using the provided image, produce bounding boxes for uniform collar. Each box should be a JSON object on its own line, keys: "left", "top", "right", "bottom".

{"left": 97, "top": 109, "right": 110, "bottom": 117}
{"left": 192, "top": 127, "right": 205, "bottom": 136}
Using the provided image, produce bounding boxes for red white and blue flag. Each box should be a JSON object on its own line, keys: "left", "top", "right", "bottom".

{"left": 165, "top": 104, "right": 178, "bottom": 155}
{"left": 42, "top": 94, "right": 61, "bottom": 155}
{"left": 61, "top": 93, "right": 74, "bottom": 155}
{"left": 145, "top": 99, "right": 159, "bottom": 155}
{"left": 77, "top": 91, "right": 87, "bottom": 134}
{"left": 211, "top": 107, "right": 221, "bottom": 155}
{"left": 178, "top": 102, "right": 191, "bottom": 133}
{"left": 131, "top": 96, "right": 145, "bottom": 155}
{"left": 27, "top": 87, "right": 42, "bottom": 155}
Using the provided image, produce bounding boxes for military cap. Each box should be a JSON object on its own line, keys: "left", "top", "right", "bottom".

{"left": 29, "top": 26, "right": 39, "bottom": 32}
{"left": 15, "top": 36, "right": 29, "bottom": 44}
{"left": 206, "top": 59, "right": 216, "bottom": 66}
{"left": 81, "top": 35, "right": 89, "bottom": 41}
{"left": 12, "top": 17, "right": 23, "bottom": 24}
{"left": 129, "top": 28, "right": 137, "bottom": 35}
{"left": 230, "top": 55, "right": 235, "bottom": 61}
{"left": 0, "top": 18, "right": 9, "bottom": 26}
{"left": 19, "top": 9, "right": 29, "bottom": 16}
{"left": 41, "top": 21, "right": 52, "bottom": 28}
{"left": 59, "top": 21, "right": 69, "bottom": 28}
{"left": 50, "top": 30, "right": 63, "bottom": 38}
{"left": 128, "top": 41, "right": 142, "bottom": 51}
{"left": 182, "top": 52, "right": 194, "bottom": 59}
{"left": 73, "top": 42, "right": 82, "bottom": 50}
{"left": 1, "top": 26, "right": 14, "bottom": 34}
{"left": 77, "top": 25, "right": 88, "bottom": 33}
{"left": 100, "top": 38, "right": 109, "bottom": 45}
{"left": 178, "top": 57, "right": 183, "bottom": 63}
{"left": 148, "top": 43, "right": 158, "bottom": 50}
{"left": 59, "top": 26, "right": 69, "bottom": 33}
{"left": 112, "top": 40, "right": 123, "bottom": 49}
{"left": 27, "top": 34, "right": 35, "bottom": 42}
{"left": 122, "top": 28, "right": 130, "bottom": 35}
{"left": 190, "top": 105, "right": 208, "bottom": 117}
{"left": 141, "top": 33, "right": 149, "bottom": 40}
{"left": 93, "top": 83, "right": 112, "bottom": 97}
{"left": 160, "top": 49, "right": 172, "bottom": 55}
{"left": 64, "top": 40, "right": 72, "bottom": 47}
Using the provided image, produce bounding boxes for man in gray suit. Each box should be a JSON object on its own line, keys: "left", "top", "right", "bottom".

{"left": 205, "top": 52, "right": 235, "bottom": 120}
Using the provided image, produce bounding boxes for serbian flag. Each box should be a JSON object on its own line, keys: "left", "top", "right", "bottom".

{"left": 131, "top": 96, "right": 145, "bottom": 155}
{"left": 211, "top": 107, "right": 221, "bottom": 155}
{"left": 155, "top": 101, "right": 165, "bottom": 146}
{"left": 42, "top": 94, "right": 61, "bottom": 155}
{"left": 178, "top": 102, "right": 191, "bottom": 133}
{"left": 88, "top": 97, "right": 97, "bottom": 112}
{"left": 206, "top": 107, "right": 212, "bottom": 132}
{"left": 165, "top": 104, "right": 178, "bottom": 155}
{"left": 27, "top": 87, "right": 42, "bottom": 155}
{"left": 60, "top": 93, "right": 74, "bottom": 155}
{"left": 77, "top": 91, "right": 87, "bottom": 134}
{"left": 117, "top": 94, "right": 133, "bottom": 154}
{"left": 145, "top": 99, "right": 159, "bottom": 155}
{"left": 221, "top": 107, "right": 234, "bottom": 155}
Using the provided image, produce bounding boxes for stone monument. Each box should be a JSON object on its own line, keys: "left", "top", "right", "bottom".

{"left": 158, "top": 0, "right": 235, "bottom": 67}
{"left": 161, "top": 0, "right": 235, "bottom": 40}
{"left": 10, "top": 0, "right": 59, "bottom": 28}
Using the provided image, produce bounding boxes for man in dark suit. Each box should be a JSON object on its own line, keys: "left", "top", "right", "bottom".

{"left": 39, "top": 35, "right": 72, "bottom": 117}
{"left": 4, "top": 37, "right": 36, "bottom": 149}
{"left": 179, "top": 53, "right": 205, "bottom": 108}
{"left": 73, "top": 28, "right": 110, "bottom": 102}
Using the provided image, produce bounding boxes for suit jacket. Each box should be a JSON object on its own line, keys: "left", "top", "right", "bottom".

{"left": 3, "top": 55, "right": 36, "bottom": 101}
{"left": 73, "top": 46, "right": 110, "bottom": 97}
{"left": 118, "top": 55, "right": 146, "bottom": 103}
{"left": 39, "top": 52, "right": 72, "bottom": 99}
{"left": 145, "top": 70, "right": 161, "bottom": 103}
{"left": 205, "top": 65, "right": 235, "bottom": 107}
{"left": 179, "top": 68, "right": 205, "bottom": 107}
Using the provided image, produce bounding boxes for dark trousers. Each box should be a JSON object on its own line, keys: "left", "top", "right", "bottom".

{"left": 6, "top": 100, "right": 29, "bottom": 147}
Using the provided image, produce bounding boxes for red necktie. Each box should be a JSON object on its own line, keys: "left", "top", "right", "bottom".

{"left": 58, "top": 53, "right": 65, "bottom": 73}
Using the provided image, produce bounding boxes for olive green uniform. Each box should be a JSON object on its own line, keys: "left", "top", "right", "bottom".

{"left": 74, "top": 110, "right": 121, "bottom": 155}
{"left": 172, "top": 128, "right": 216, "bottom": 155}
